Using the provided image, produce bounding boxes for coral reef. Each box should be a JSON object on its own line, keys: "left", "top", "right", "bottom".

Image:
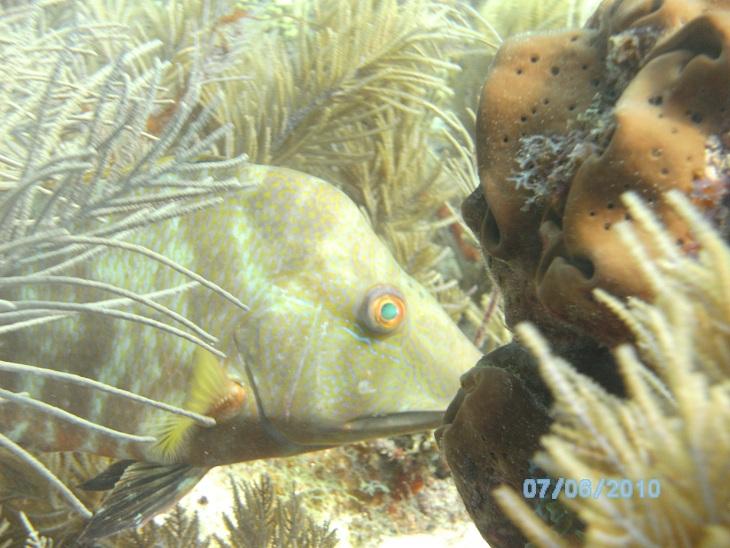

{"left": 441, "top": 0, "right": 730, "bottom": 546}
{"left": 439, "top": 1, "right": 730, "bottom": 546}
{"left": 114, "top": 504, "right": 211, "bottom": 548}
{"left": 0, "top": 452, "right": 110, "bottom": 545}
{"left": 495, "top": 191, "right": 730, "bottom": 546}
{"left": 470, "top": 0, "right": 730, "bottom": 350}
{"left": 0, "top": 470, "right": 338, "bottom": 548}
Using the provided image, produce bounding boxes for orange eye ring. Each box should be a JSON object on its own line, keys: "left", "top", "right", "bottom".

{"left": 358, "top": 285, "right": 407, "bottom": 334}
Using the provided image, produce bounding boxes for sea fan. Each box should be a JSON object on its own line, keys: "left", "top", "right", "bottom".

{"left": 0, "top": 0, "right": 249, "bottom": 521}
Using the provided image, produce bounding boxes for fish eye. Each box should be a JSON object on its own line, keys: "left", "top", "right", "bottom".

{"left": 357, "top": 284, "right": 406, "bottom": 334}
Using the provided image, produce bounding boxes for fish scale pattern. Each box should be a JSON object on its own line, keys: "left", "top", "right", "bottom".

{"left": 473, "top": 0, "right": 730, "bottom": 348}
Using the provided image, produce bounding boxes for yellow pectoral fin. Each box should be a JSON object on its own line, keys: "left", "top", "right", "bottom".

{"left": 154, "top": 348, "right": 246, "bottom": 461}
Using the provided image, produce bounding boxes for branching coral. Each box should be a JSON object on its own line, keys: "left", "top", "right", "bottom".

{"left": 1, "top": 452, "right": 110, "bottom": 541}
{"left": 0, "top": 466, "right": 339, "bottom": 547}
{"left": 216, "top": 474, "right": 338, "bottom": 548}
{"left": 494, "top": 191, "right": 730, "bottom": 547}
{"left": 111, "top": 504, "right": 211, "bottom": 548}
{"left": 0, "top": 1, "right": 249, "bottom": 337}
{"left": 0, "top": 0, "right": 250, "bottom": 523}
{"left": 0, "top": 509, "right": 13, "bottom": 548}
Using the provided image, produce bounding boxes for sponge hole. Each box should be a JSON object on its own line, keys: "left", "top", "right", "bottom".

{"left": 544, "top": 206, "right": 563, "bottom": 229}
{"left": 648, "top": 95, "right": 663, "bottom": 106}
{"left": 481, "top": 207, "right": 501, "bottom": 250}
{"left": 461, "top": 187, "right": 487, "bottom": 235}
{"left": 569, "top": 255, "right": 595, "bottom": 279}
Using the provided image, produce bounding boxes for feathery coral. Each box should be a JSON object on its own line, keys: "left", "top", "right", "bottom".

{"left": 217, "top": 474, "right": 338, "bottom": 548}
{"left": 495, "top": 191, "right": 730, "bottom": 546}
{"left": 0, "top": 0, "right": 249, "bottom": 519}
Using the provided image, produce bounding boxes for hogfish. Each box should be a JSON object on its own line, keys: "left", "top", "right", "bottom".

{"left": 0, "top": 164, "right": 481, "bottom": 539}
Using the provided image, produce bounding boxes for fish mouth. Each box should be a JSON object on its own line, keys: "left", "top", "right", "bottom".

{"left": 342, "top": 410, "right": 444, "bottom": 438}
{"left": 255, "top": 410, "right": 446, "bottom": 450}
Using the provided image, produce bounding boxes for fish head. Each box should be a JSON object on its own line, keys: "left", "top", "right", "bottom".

{"left": 230, "top": 167, "right": 482, "bottom": 448}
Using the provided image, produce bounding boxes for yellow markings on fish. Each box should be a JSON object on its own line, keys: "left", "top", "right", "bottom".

{"left": 153, "top": 348, "right": 245, "bottom": 461}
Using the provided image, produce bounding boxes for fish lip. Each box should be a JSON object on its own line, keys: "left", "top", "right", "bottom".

{"left": 342, "top": 410, "right": 445, "bottom": 434}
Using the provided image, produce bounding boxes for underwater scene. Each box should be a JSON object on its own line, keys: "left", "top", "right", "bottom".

{"left": 0, "top": 0, "right": 729, "bottom": 546}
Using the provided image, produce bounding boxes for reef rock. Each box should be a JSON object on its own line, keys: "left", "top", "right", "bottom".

{"left": 437, "top": 340, "right": 617, "bottom": 547}
{"left": 436, "top": 343, "right": 552, "bottom": 547}
{"left": 467, "top": 0, "right": 730, "bottom": 350}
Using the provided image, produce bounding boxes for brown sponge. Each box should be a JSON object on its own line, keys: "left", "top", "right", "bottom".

{"left": 436, "top": 343, "right": 553, "bottom": 548}
{"left": 471, "top": 0, "right": 730, "bottom": 348}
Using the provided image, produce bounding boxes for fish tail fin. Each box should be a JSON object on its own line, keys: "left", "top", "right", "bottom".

{"left": 76, "top": 461, "right": 209, "bottom": 542}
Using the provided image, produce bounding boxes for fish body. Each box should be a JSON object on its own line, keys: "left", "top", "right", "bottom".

{"left": 1, "top": 165, "right": 480, "bottom": 514}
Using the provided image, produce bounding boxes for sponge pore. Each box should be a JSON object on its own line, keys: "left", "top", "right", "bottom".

{"left": 471, "top": 0, "right": 730, "bottom": 347}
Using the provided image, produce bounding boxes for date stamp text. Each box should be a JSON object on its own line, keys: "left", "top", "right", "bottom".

{"left": 522, "top": 478, "right": 661, "bottom": 500}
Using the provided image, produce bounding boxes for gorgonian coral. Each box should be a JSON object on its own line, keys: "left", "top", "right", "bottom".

{"left": 495, "top": 191, "right": 730, "bottom": 547}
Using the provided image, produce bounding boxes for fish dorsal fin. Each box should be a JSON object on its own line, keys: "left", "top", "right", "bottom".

{"left": 153, "top": 348, "right": 245, "bottom": 461}
{"left": 76, "top": 462, "right": 209, "bottom": 542}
